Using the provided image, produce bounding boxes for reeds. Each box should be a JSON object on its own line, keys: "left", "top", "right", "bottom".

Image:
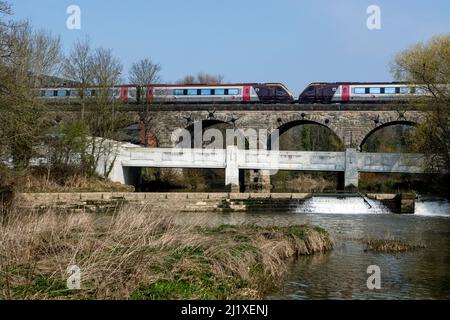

{"left": 0, "top": 205, "right": 333, "bottom": 300}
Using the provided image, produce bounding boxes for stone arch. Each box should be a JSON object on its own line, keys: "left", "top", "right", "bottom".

{"left": 359, "top": 120, "right": 418, "bottom": 151}
{"left": 183, "top": 118, "right": 243, "bottom": 149}
{"left": 269, "top": 115, "right": 344, "bottom": 150}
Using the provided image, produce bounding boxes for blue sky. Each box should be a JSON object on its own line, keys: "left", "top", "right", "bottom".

{"left": 8, "top": 0, "right": 450, "bottom": 95}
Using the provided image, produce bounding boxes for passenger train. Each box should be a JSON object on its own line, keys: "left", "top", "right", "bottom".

{"left": 38, "top": 83, "right": 295, "bottom": 104}
{"left": 37, "top": 82, "right": 433, "bottom": 105}
{"left": 298, "top": 82, "right": 431, "bottom": 104}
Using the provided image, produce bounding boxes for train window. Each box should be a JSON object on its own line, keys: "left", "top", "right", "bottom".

{"left": 174, "top": 89, "right": 184, "bottom": 95}
{"left": 201, "top": 89, "right": 211, "bottom": 95}
{"left": 70, "top": 90, "right": 79, "bottom": 97}
{"left": 369, "top": 87, "right": 381, "bottom": 94}
{"left": 215, "top": 89, "right": 225, "bottom": 95}
{"left": 416, "top": 87, "right": 427, "bottom": 94}
{"left": 229, "top": 89, "right": 239, "bottom": 95}
{"left": 400, "top": 87, "right": 409, "bottom": 94}
{"left": 410, "top": 87, "right": 416, "bottom": 94}
{"left": 187, "top": 89, "right": 197, "bottom": 95}
{"left": 57, "top": 90, "right": 67, "bottom": 97}
{"left": 354, "top": 88, "right": 365, "bottom": 94}
{"left": 276, "top": 88, "right": 286, "bottom": 95}
{"left": 385, "top": 87, "right": 396, "bottom": 94}
{"left": 129, "top": 89, "right": 137, "bottom": 98}
{"left": 307, "top": 86, "right": 315, "bottom": 91}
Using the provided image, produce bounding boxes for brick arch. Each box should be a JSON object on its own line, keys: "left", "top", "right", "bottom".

{"left": 139, "top": 126, "right": 159, "bottom": 147}
{"left": 269, "top": 114, "right": 344, "bottom": 150}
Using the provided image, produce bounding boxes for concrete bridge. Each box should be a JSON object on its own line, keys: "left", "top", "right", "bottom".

{"left": 100, "top": 143, "right": 425, "bottom": 192}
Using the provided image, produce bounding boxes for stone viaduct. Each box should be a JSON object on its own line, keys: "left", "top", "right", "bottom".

{"left": 111, "top": 103, "right": 425, "bottom": 192}
{"left": 132, "top": 104, "right": 424, "bottom": 150}
{"left": 52, "top": 103, "right": 427, "bottom": 192}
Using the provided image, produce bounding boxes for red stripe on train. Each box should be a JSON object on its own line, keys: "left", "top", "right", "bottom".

{"left": 341, "top": 85, "right": 350, "bottom": 103}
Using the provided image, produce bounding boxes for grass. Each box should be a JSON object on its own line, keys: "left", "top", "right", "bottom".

{"left": 342, "top": 235, "right": 426, "bottom": 253}
{"left": 365, "top": 239, "right": 426, "bottom": 253}
{"left": 0, "top": 205, "right": 333, "bottom": 300}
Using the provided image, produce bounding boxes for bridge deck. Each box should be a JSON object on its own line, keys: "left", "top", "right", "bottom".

{"left": 49, "top": 103, "right": 419, "bottom": 112}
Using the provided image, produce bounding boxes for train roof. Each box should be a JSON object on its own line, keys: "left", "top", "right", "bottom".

{"left": 148, "top": 83, "right": 267, "bottom": 87}
{"left": 308, "top": 82, "right": 411, "bottom": 86}
{"left": 37, "top": 83, "right": 294, "bottom": 89}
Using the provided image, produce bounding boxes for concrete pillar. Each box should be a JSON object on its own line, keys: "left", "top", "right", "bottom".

{"left": 344, "top": 148, "right": 359, "bottom": 190}
{"left": 122, "top": 167, "right": 142, "bottom": 187}
{"left": 395, "top": 193, "right": 416, "bottom": 214}
{"left": 225, "top": 145, "right": 240, "bottom": 192}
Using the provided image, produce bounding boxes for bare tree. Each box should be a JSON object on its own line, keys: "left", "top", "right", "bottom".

{"left": 62, "top": 38, "right": 94, "bottom": 97}
{"left": 83, "top": 48, "right": 127, "bottom": 177}
{"left": 29, "top": 28, "right": 62, "bottom": 79}
{"left": 61, "top": 38, "right": 94, "bottom": 121}
{"left": 177, "top": 72, "right": 224, "bottom": 85}
{"left": 129, "top": 58, "right": 161, "bottom": 85}
{"left": 92, "top": 47, "right": 122, "bottom": 87}
{"left": 0, "top": 3, "right": 61, "bottom": 170}
{"left": 129, "top": 57, "right": 161, "bottom": 107}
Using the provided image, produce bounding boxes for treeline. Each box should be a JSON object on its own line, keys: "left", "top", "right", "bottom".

{"left": 0, "top": 2, "right": 134, "bottom": 193}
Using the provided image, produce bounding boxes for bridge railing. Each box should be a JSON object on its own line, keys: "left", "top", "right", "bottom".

{"left": 108, "top": 144, "right": 426, "bottom": 189}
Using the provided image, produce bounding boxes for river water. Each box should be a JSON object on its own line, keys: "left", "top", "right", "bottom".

{"left": 184, "top": 196, "right": 450, "bottom": 299}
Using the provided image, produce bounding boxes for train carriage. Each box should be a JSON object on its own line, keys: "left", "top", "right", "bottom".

{"left": 143, "top": 83, "right": 294, "bottom": 104}
{"left": 298, "top": 82, "right": 432, "bottom": 104}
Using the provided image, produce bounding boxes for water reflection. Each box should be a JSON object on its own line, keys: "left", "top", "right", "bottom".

{"left": 175, "top": 198, "right": 450, "bottom": 299}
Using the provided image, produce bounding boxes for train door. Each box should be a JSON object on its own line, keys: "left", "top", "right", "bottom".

{"left": 121, "top": 87, "right": 129, "bottom": 104}
{"left": 341, "top": 85, "right": 350, "bottom": 103}
{"left": 243, "top": 86, "right": 251, "bottom": 102}
{"left": 316, "top": 87, "right": 324, "bottom": 103}
{"left": 146, "top": 86, "right": 153, "bottom": 104}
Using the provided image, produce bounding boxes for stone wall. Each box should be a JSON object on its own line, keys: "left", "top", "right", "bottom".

{"left": 16, "top": 192, "right": 312, "bottom": 213}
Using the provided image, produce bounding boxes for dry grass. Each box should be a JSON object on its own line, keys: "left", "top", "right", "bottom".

{"left": 0, "top": 205, "right": 333, "bottom": 300}
{"left": 365, "top": 239, "right": 426, "bottom": 253}
{"left": 0, "top": 206, "right": 333, "bottom": 299}
{"left": 273, "top": 174, "right": 335, "bottom": 193}
{"left": 17, "top": 173, "right": 133, "bottom": 193}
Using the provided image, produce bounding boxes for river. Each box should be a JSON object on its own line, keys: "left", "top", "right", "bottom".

{"left": 181, "top": 196, "right": 450, "bottom": 299}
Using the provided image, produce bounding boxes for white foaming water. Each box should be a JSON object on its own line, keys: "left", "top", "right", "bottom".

{"left": 415, "top": 198, "right": 450, "bottom": 217}
{"left": 296, "top": 196, "right": 390, "bottom": 215}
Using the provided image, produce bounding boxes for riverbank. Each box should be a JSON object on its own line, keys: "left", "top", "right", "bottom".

{"left": 0, "top": 205, "right": 333, "bottom": 300}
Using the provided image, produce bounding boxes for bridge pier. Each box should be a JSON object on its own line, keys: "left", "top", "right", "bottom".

{"left": 247, "top": 170, "right": 272, "bottom": 193}
{"left": 344, "top": 148, "right": 359, "bottom": 190}
{"left": 225, "top": 146, "right": 240, "bottom": 192}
